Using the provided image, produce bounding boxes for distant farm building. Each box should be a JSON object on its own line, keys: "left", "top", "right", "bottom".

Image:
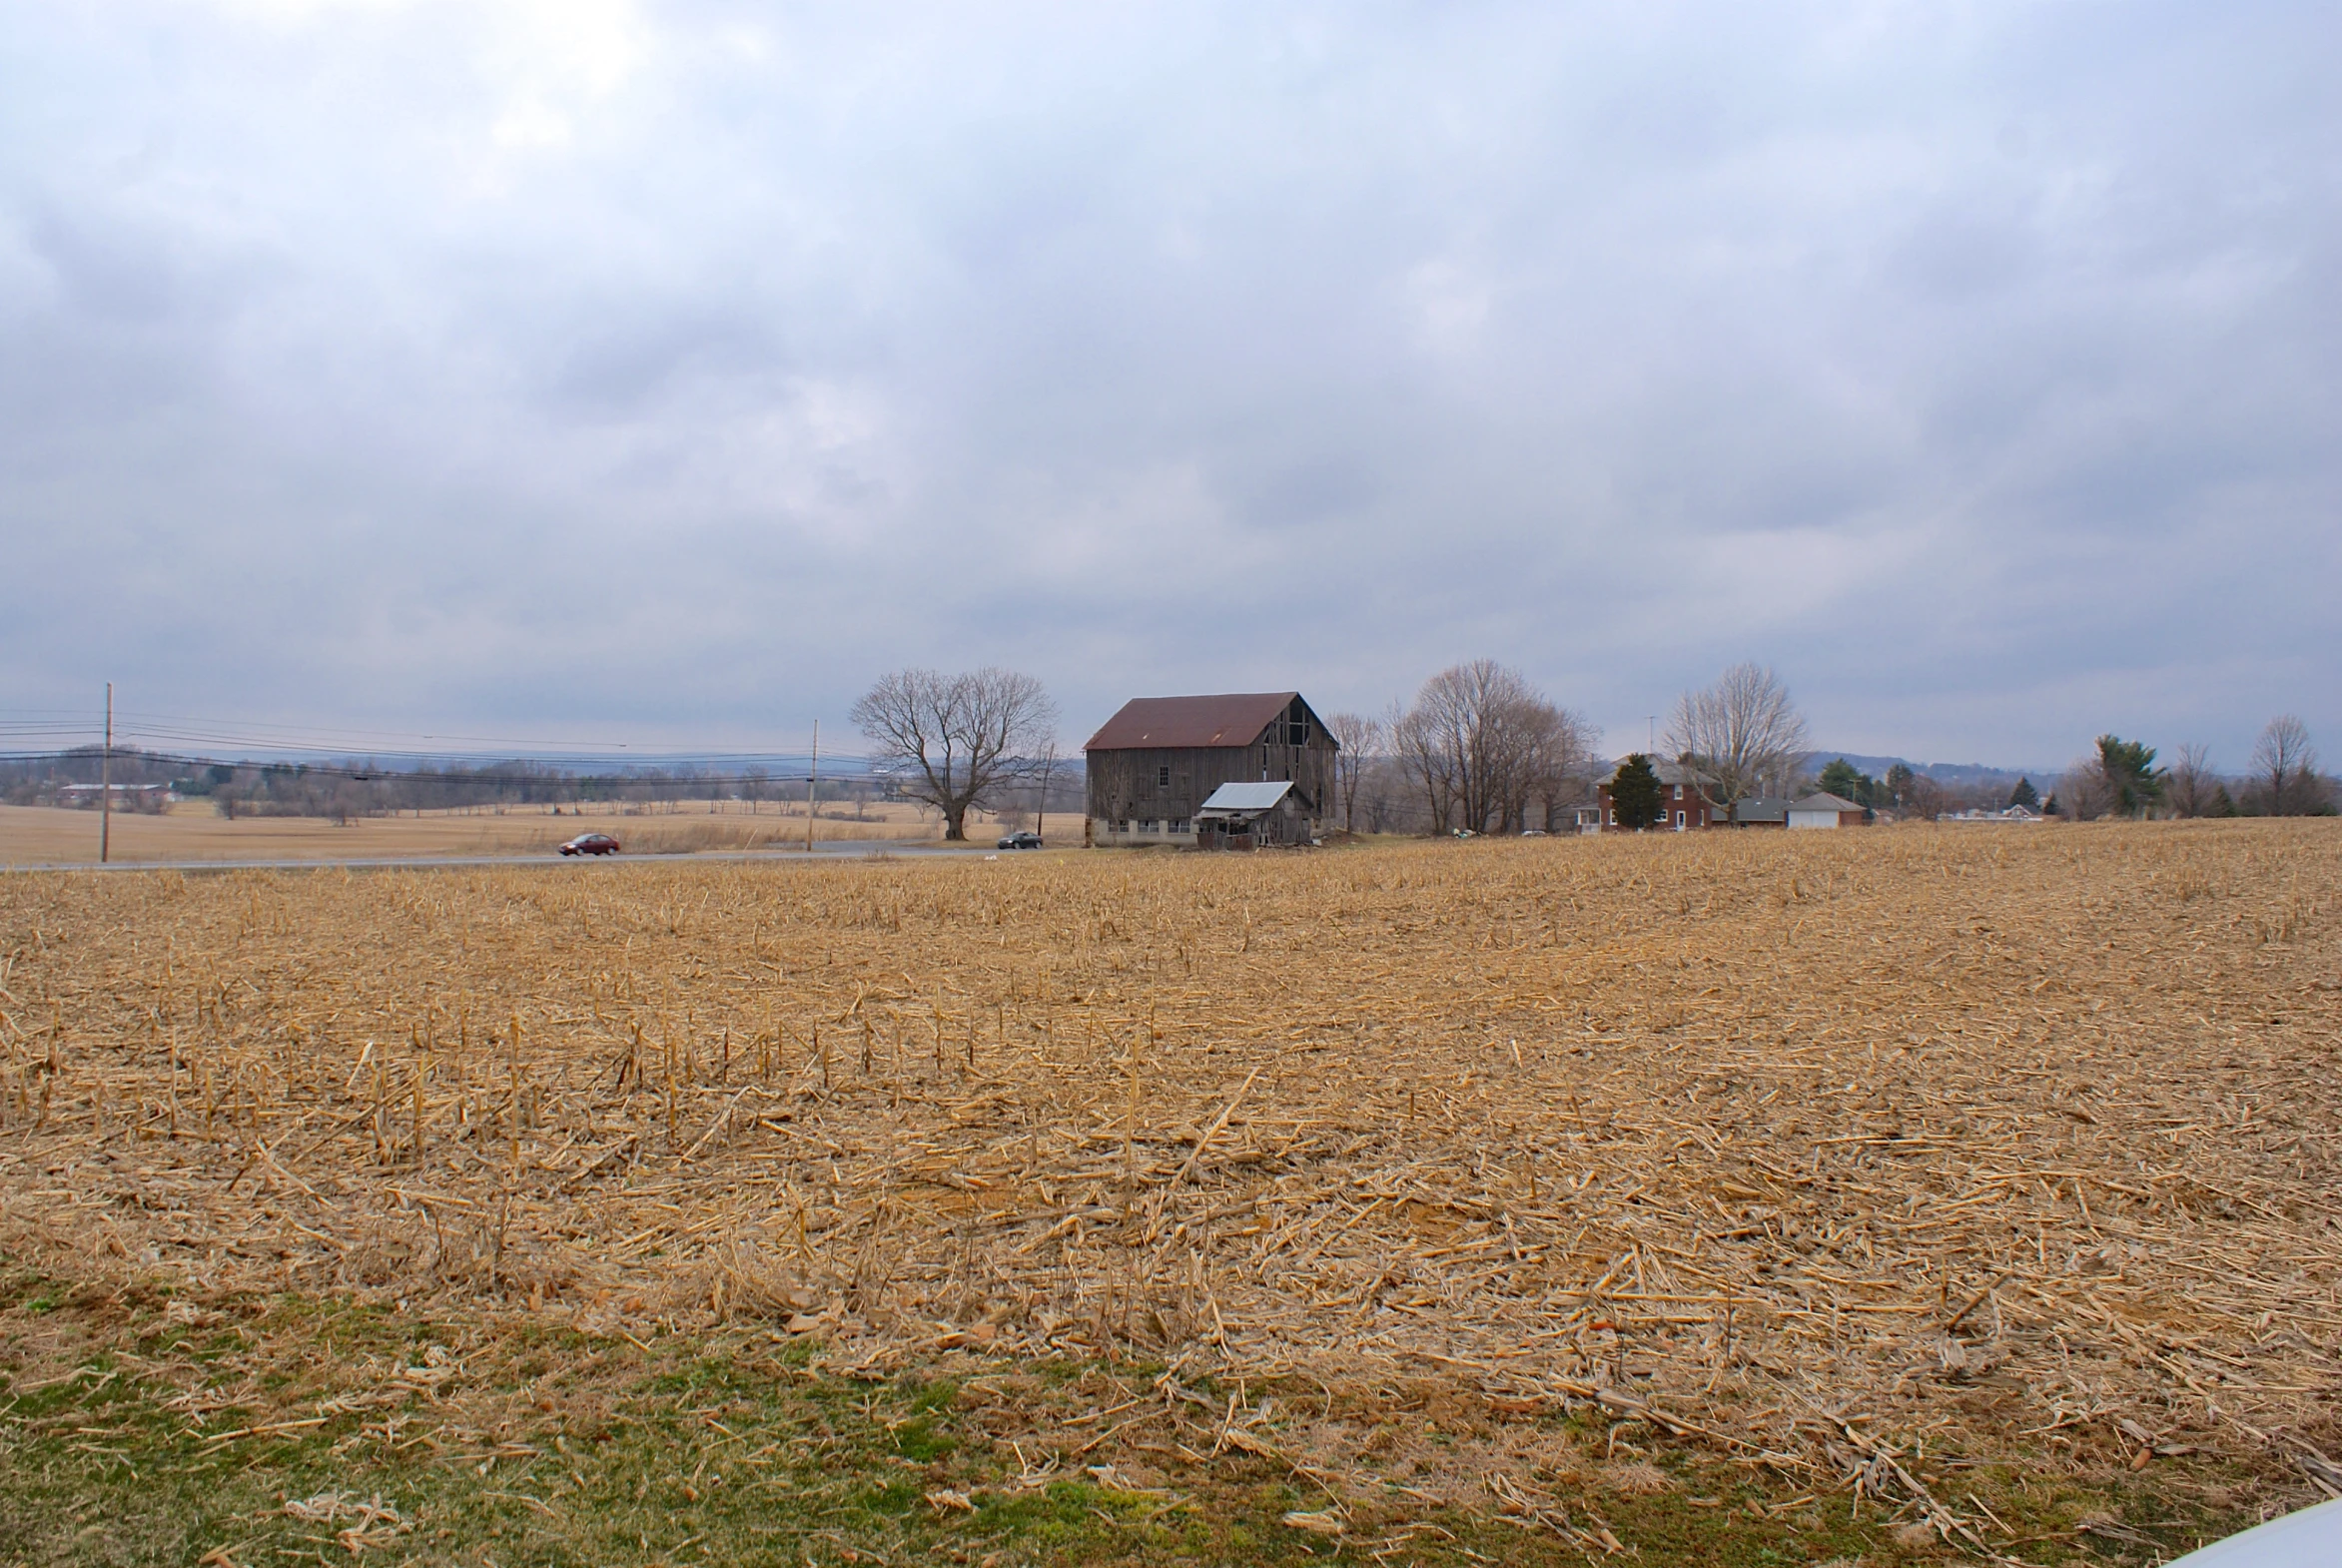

{"left": 1938, "top": 804, "right": 2045, "bottom": 824}
{"left": 1594, "top": 760, "right": 1719, "bottom": 832}
{"left": 1084, "top": 692, "right": 1336, "bottom": 848}
{"left": 1592, "top": 766, "right": 1871, "bottom": 831}
{"left": 1788, "top": 792, "right": 1868, "bottom": 829}
{"left": 1728, "top": 796, "right": 1795, "bottom": 828}
{"left": 53, "top": 782, "right": 176, "bottom": 809}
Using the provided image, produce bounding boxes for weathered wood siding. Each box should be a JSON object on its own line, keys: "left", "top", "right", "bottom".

{"left": 1086, "top": 696, "right": 1337, "bottom": 843}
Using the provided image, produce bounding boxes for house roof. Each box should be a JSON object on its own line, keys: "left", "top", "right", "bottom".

{"left": 1196, "top": 780, "right": 1296, "bottom": 817}
{"left": 1791, "top": 792, "right": 1862, "bottom": 813}
{"left": 1730, "top": 796, "right": 1793, "bottom": 823}
{"left": 1085, "top": 692, "right": 1301, "bottom": 752}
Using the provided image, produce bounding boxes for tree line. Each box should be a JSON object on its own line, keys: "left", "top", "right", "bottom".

{"left": 2051, "top": 718, "right": 2333, "bottom": 819}
{"left": 0, "top": 750, "right": 893, "bottom": 823}
{"left": 1315, "top": 659, "right": 1813, "bottom": 835}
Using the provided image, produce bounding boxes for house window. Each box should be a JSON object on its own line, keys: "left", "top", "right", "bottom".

{"left": 1158, "top": 765, "right": 1171, "bottom": 788}
{"left": 1607, "top": 809, "right": 1617, "bottom": 825}
{"left": 1674, "top": 785, "right": 1683, "bottom": 800}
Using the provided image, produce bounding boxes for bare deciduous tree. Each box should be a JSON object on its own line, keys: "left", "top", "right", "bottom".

{"left": 1900, "top": 773, "right": 1952, "bottom": 822}
{"left": 1324, "top": 711, "right": 1384, "bottom": 834}
{"left": 1524, "top": 706, "right": 1598, "bottom": 831}
{"left": 2166, "top": 742, "right": 2223, "bottom": 818}
{"left": 1665, "top": 663, "right": 1811, "bottom": 824}
{"left": 2053, "top": 755, "right": 2111, "bottom": 820}
{"left": 1393, "top": 661, "right": 1592, "bottom": 835}
{"left": 2249, "top": 715, "right": 2323, "bottom": 816}
{"left": 851, "top": 667, "right": 1059, "bottom": 841}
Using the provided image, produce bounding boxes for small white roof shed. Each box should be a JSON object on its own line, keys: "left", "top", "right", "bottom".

{"left": 1787, "top": 792, "right": 1862, "bottom": 830}
{"left": 1196, "top": 780, "right": 1296, "bottom": 819}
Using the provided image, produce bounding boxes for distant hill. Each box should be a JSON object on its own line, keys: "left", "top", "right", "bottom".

{"left": 1811, "top": 754, "right": 2051, "bottom": 790}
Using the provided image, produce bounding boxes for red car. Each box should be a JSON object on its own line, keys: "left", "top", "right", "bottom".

{"left": 559, "top": 833, "right": 621, "bottom": 856}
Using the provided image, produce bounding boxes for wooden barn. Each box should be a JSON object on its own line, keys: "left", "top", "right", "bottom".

{"left": 1083, "top": 692, "right": 1337, "bottom": 848}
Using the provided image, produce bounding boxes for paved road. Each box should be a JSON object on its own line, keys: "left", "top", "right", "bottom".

{"left": 0, "top": 841, "right": 1054, "bottom": 874}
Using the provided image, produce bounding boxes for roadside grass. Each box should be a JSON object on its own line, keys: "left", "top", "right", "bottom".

{"left": 0, "top": 1267, "right": 2284, "bottom": 1567}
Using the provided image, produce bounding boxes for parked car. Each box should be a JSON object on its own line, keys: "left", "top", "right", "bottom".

{"left": 996, "top": 831, "right": 1043, "bottom": 850}
{"left": 559, "top": 833, "right": 621, "bottom": 856}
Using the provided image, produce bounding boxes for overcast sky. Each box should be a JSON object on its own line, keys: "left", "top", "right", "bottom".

{"left": 3, "top": 1, "right": 2335, "bottom": 769}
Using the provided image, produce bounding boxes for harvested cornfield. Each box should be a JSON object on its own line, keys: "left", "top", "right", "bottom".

{"left": 2, "top": 825, "right": 2337, "bottom": 1500}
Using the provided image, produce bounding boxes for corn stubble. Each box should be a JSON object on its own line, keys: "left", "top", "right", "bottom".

{"left": 1, "top": 823, "right": 2336, "bottom": 1485}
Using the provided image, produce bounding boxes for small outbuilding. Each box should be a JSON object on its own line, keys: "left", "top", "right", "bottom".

{"left": 1193, "top": 780, "right": 1312, "bottom": 850}
{"left": 1724, "top": 795, "right": 1794, "bottom": 828}
{"left": 1787, "top": 792, "right": 1869, "bottom": 829}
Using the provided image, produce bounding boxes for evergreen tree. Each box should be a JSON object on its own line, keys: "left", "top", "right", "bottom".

{"left": 1885, "top": 762, "right": 1915, "bottom": 807}
{"left": 2094, "top": 735, "right": 2166, "bottom": 817}
{"left": 1610, "top": 754, "right": 1666, "bottom": 831}
{"left": 2008, "top": 777, "right": 2039, "bottom": 811}
{"left": 1817, "top": 757, "right": 1876, "bottom": 805}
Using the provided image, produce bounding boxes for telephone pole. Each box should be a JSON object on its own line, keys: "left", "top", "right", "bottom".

{"left": 100, "top": 682, "right": 114, "bottom": 865}
{"left": 804, "top": 720, "right": 819, "bottom": 855}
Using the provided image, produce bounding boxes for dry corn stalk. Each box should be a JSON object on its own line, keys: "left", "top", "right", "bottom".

{"left": 0, "top": 821, "right": 2335, "bottom": 1480}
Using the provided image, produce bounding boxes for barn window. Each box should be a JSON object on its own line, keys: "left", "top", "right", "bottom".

{"left": 1171, "top": 818, "right": 1188, "bottom": 833}
{"left": 1288, "top": 720, "right": 1307, "bottom": 745}
{"left": 1158, "top": 765, "right": 1171, "bottom": 788}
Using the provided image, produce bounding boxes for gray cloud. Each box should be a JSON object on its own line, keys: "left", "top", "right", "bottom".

{"left": 2, "top": 0, "right": 2336, "bottom": 769}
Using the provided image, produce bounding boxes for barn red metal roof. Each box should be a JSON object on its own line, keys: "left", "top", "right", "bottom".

{"left": 1083, "top": 692, "right": 1299, "bottom": 752}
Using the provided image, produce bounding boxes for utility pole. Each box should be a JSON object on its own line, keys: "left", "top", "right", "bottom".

{"left": 1035, "top": 742, "right": 1057, "bottom": 844}
{"left": 1648, "top": 715, "right": 1656, "bottom": 755}
{"left": 804, "top": 720, "right": 819, "bottom": 855}
{"left": 100, "top": 682, "right": 114, "bottom": 865}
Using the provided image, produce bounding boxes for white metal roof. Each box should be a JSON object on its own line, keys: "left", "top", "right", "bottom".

{"left": 1196, "top": 780, "right": 1296, "bottom": 815}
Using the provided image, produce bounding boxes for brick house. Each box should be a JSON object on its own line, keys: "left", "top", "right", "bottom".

{"left": 1594, "top": 760, "right": 1719, "bottom": 832}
